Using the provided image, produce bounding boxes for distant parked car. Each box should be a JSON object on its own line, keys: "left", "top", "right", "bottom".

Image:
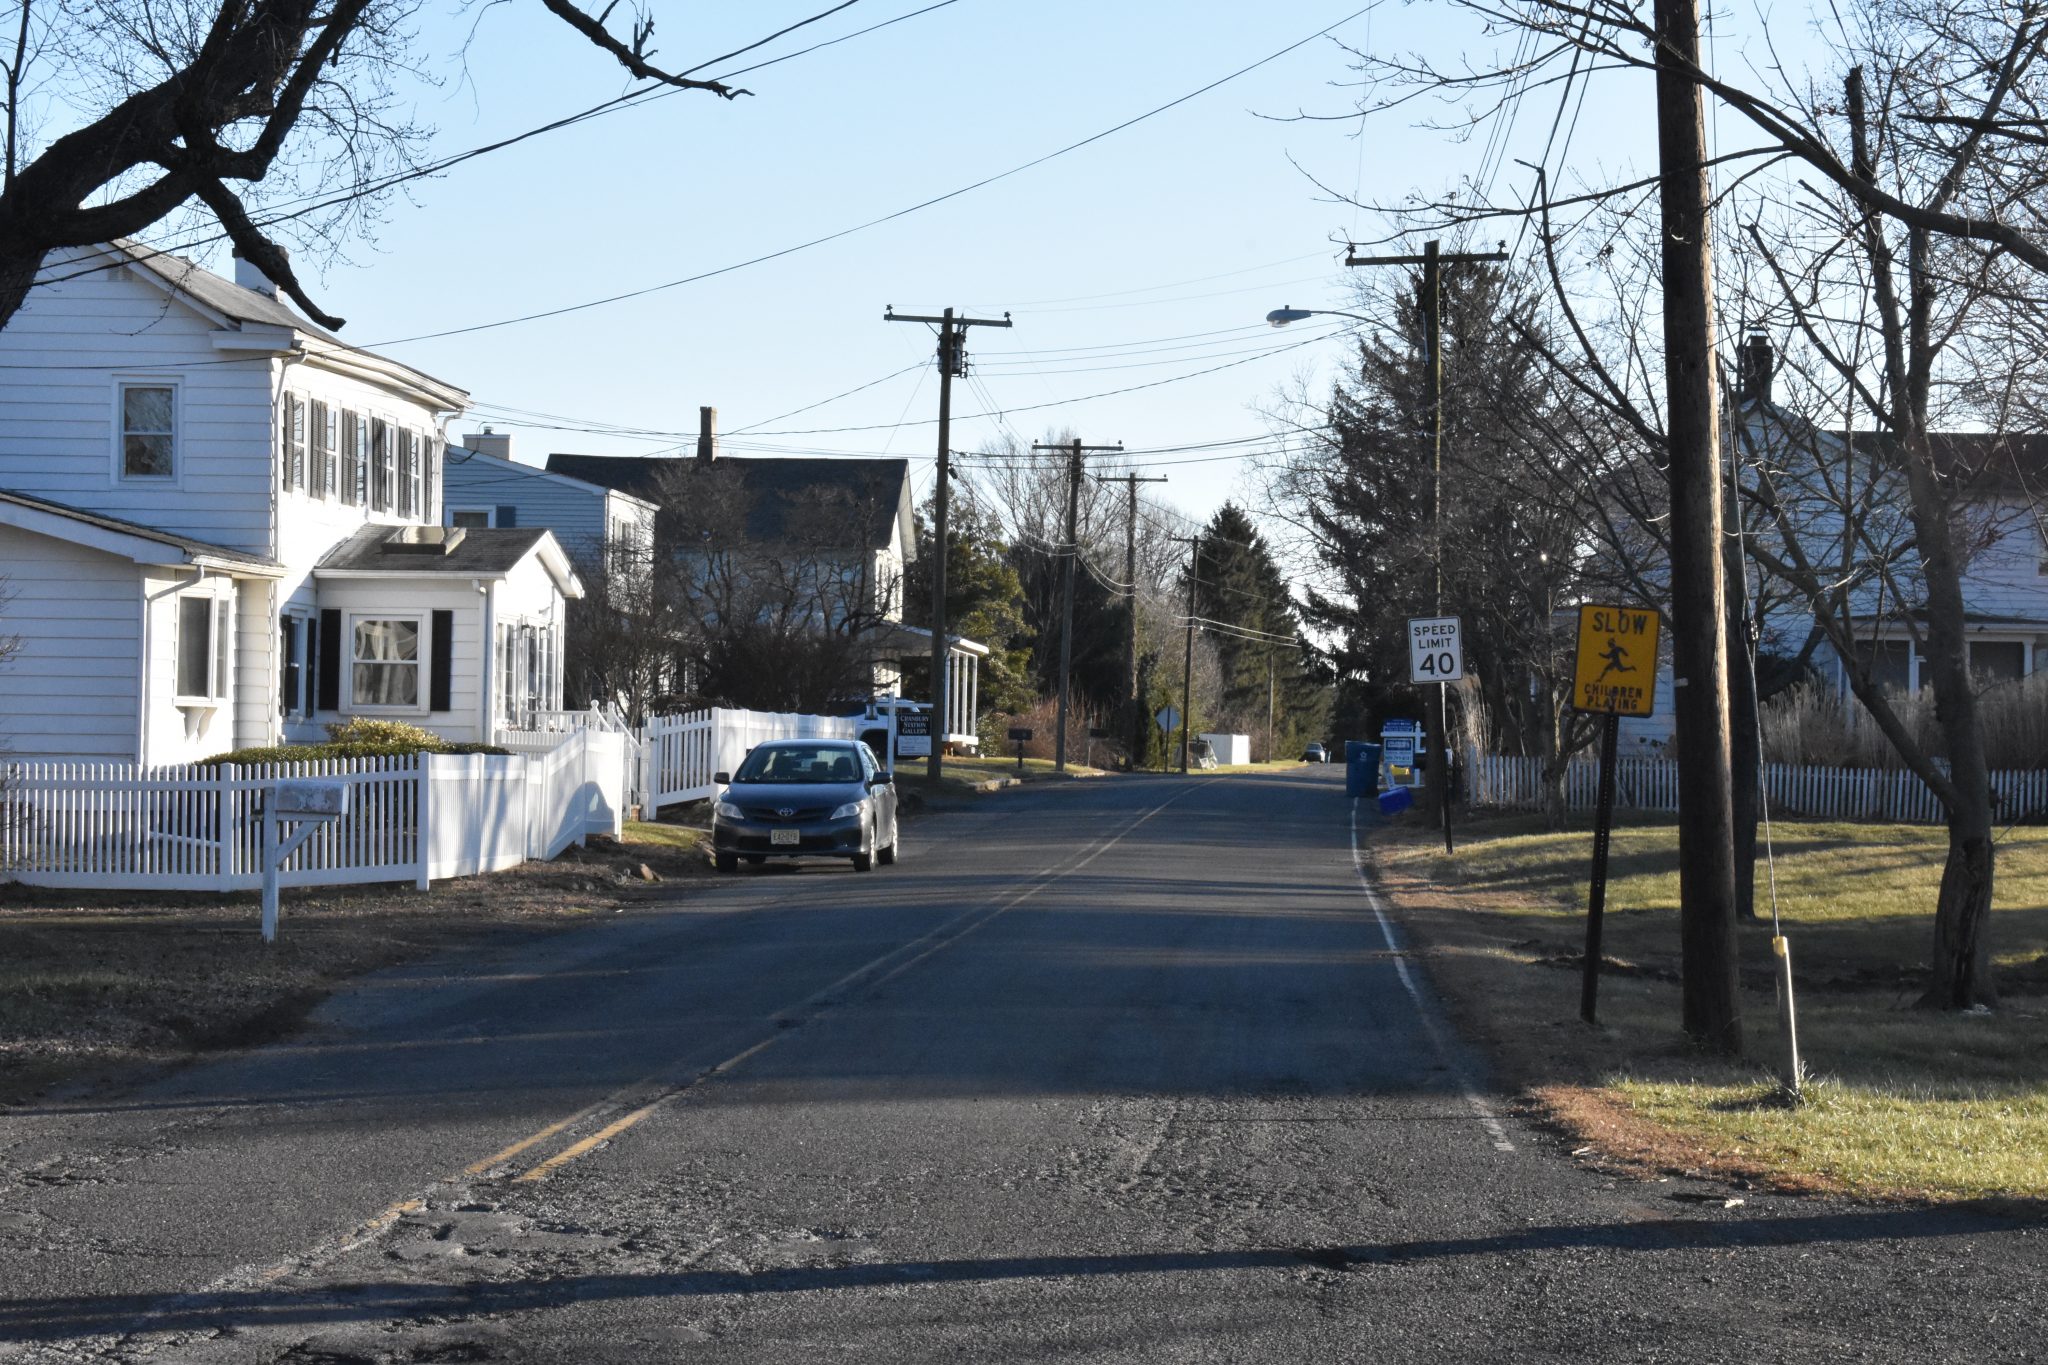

{"left": 1303, "top": 743, "right": 1328, "bottom": 763}
{"left": 1189, "top": 738, "right": 1219, "bottom": 770}
{"left": 711, "top": 739, "right": 899, "bottom": 874}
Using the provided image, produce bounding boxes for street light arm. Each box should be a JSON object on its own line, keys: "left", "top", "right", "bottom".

{"left": 1266, "top": 306, "right": 1375, "bottom": 327}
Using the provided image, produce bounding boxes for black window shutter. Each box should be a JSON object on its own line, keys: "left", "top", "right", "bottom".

{"left": 316, "top": 609, "right": 342, "bottom": 711}
{"left": 495, "top": 505, "right": 517, "bottom": 528}
{"left": 430, "top": 610, "right": 453, "bottom": 712}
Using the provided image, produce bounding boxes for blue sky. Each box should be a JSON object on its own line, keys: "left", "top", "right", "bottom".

{"left": 241, "top": 0, "right": 1669, "bottom": 524}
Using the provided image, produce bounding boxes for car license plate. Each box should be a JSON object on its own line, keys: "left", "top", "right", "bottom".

{"left": 770, "top": 828, "right": 801, "bottom": 846}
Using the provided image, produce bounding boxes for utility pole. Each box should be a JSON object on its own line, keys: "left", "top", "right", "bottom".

{"left": 1034, "top": 437, "right": 1123, "bottom": 772}
{"left": 1651, "top": 0, "right": 1743, "bottom": 1053}
{"left": 1096, "top": 469, "right": 1168, "bottom": 769}
{"left": 884, "top": 305, "right": 1011, "bottom": 783}
{"left": 1346, "top": 241, "right": 1505, "bottom": 846}
{"left": 1171, "top": 534, "right": 1202, "bottom": 774}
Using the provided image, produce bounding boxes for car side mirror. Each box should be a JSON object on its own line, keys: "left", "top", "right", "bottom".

{"left": 868, "top": 772, "right": 893, "bottom": 788}
{"left": 713, "top": 771, "right": 730, "bottom": 785}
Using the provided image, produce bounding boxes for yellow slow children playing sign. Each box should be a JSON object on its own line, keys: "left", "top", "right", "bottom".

{"left": 1571, "top": 604, "right": 1660, "bottom": 717}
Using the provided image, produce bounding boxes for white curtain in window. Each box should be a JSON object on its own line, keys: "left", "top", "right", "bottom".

{"left": 352, "top": 619, "right": 419, "bottom": 706}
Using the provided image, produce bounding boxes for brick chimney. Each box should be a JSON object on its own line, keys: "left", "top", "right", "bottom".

{"left": 462, "top": 427, "right": 514, "bottom": 461}
{"left": 696, "top": 406, "right": 718, "bottom": 464}
{"left": 1736, "top": 328, "right": 1774, "bottom": 406}
{"left": 232, "top": 250, "right": 282, "bottom": 299}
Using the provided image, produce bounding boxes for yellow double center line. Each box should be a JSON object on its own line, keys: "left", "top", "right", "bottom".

{"left": 224, "top": 780, "right": 1211, "bottom": 1294}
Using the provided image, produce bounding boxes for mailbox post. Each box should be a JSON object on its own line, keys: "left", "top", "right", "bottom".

{"left": 1007, "top": 727, "right": 1034, "bottom": 773}
{"left": 262, "top": 779, "right": 349, "bottom": 943}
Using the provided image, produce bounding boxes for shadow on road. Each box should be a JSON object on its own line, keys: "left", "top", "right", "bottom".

{"left": 3, "top": 1203, "right": 2040, "bottom": 1343}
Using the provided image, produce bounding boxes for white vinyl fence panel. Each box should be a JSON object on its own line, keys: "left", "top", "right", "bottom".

{"left": 4, "top": 732, "right": 627, "bottom": 892}
{"left": 1466, "top": 751, "right": 2048, "bottom": 824}
{"left": 1, "top": 755, "right": 423, "bottom": 891}
{"left": 640, "top": 707, "right": 860, "bottom": 813}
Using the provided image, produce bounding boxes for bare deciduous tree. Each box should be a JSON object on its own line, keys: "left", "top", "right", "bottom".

{"left": 0, "top": 0, "right": 753, "bottom": 331}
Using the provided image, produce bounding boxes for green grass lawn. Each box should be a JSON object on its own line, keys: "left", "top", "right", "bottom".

{"left": 1370, "top": 812, "right": 2048, "bottom": 1201}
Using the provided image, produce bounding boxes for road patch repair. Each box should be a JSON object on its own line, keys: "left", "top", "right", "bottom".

{"left": 1360, "top": 808, "right": 2048, "bottom": 1202}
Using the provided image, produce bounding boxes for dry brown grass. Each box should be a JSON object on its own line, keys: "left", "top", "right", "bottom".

{"left": 0, "top": 824, "right": 707, "bottom": 1108}
{"left": 1368, "top": 811, "right": 2048, "bottom": 1201}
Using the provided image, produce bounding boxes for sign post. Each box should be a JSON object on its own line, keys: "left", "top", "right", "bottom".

{"left": 262, "top": 780, "right": 349, "bottom": 943}
{"left": 1154, "top": 704, "right": 1181, "bottom": 774}
{"left": 1407, "top": 615, "right": 1463, "bottom": 853}
{"left": 1569, "top": 603, "right": 1661, "bottom": 1023}
{"left": 1007, "top": 726, "right": 1033, "bottom": 773}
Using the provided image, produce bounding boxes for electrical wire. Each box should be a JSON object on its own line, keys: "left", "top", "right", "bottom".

{"left": 356, "top": 2, "right": 1387, "bottom": 349}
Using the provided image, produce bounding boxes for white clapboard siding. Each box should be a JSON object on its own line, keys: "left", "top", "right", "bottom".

{"left": 1467, "top": 750, "right": 2048, "bottom": 825}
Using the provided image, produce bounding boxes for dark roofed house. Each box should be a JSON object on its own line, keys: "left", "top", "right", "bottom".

{"left": 546, "top": 446, "right": 986, "bottom": 750}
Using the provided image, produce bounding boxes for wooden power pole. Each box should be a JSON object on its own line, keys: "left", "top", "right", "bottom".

{"left": 1346, "top": 240, "right": 1505, "bottom": 842}
{"left": 1651, "top": 0, "right": 1743, "bottom": 1052}
{"left": 1097, "top": 469, "right": 1168, "bottom": 768}
{"left": 1034, "top": 437, "right": 1122, "bottom": 772}
{"left": 884, "top": 305, "right": 1011, "bottom": 783}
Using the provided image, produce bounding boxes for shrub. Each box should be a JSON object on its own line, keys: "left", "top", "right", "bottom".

{"left": 325, "top": 716, "right": 443, "bottom": 748}
{"left": 200, "top": 738, "right": 510, "bottom": 767}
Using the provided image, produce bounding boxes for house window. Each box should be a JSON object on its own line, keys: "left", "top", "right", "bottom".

{"left": 398, "top": 430, "right": 419, "bottom": 518}
{"left": 279, "top": 616, "right": 305, "bottom": 719}
{"left": 370, "top": 419, "right": 392, "bottom": 512}
{"left": 449, "top": 507, "right": 495, "bottom": 529}
{"left": 346, "top": 412, "right": 368, "bottom": 505}
{"left": 1969, "top": 640, "right": 2026, "bottom": 684}
{"left": 174, "top": 593, "right": 232, "bottom": 704}
{"left": 1854, "top": 639, "right": 1913, "bottom": 692}
{"left": 350, "top": 616, "right": 421, "bottom": 708}
{"left": 311, "top": 402, "right": 335, "bottom": 499}
{"left": 121, "top": 384, "right": 176, "bottom": 479}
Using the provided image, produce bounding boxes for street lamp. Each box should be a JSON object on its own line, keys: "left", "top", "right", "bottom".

{"left": 1265, "top": 306, "right": 1371, "bottom": 327}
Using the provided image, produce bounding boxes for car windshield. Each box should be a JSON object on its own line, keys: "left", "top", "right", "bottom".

{"left": 732, "top": 744, "right": 862, "bottom": 785}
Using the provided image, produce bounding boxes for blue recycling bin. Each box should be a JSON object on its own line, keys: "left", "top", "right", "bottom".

{"left": 1377, "top": 785, "right": 1414, "bottom": 816}
{"left": 1344, "top": 741, "right": 1381, "bottom": 798}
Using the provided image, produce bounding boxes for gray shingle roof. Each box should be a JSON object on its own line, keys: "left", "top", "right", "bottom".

{"left": 0, "top": 488, "right": 282, "bottom": 572}
{"left": 545, "top": 454, "right": 909, "bottom": 551}
{"left": 317, "top": 524, "right": 552, "bottom": 576}
{"left": 114, "top": 240, "right": 346, "bottom": 345}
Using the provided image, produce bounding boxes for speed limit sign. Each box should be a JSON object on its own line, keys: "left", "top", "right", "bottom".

{"left": 1407, "top": 616, "right": 1464, "bottom": 684}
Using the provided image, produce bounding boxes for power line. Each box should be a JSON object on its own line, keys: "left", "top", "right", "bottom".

{"left": 355, "top": 2, "right": 1386, "bottom": 349}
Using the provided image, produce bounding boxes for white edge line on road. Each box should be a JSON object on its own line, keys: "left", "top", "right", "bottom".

{"left": 1349, "top": 798, "right": 1516, "bottom": 1155}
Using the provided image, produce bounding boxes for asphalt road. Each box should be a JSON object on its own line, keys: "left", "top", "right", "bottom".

{"left": 1, "top": 768, "right": 2043, "bottom": 1362}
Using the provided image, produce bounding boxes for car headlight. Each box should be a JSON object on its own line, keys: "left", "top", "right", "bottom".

{"left": 829, "top": 800, "right": 863, "bottom": 820}
{"left": 714, "top": 800, "right": 744, "bottom": 820}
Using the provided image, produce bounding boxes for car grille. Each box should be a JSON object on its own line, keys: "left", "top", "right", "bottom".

{"left": 739, "top": 805, "right": 833, "bottom": 823}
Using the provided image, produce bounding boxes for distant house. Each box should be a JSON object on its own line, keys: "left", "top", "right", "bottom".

{"left": 549, "top": 435, "right": 987, "bottom": 746}
{"left": 440, "top": 428, "right": 657, "bottom": 575}
{"left": 1730, "top": 335, "right": 2048, "bottom": 693}
{"left": 0, "top": 241, "right": 581, "bottom": 764}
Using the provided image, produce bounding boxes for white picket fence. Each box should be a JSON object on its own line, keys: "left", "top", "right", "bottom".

{"left": 1, "top": 730, "right": 625, "bottom": 892}
{"left": 1468, "top": 751, "right": 2048, "bottom": 823}
{"left": 639, "top": 706, "right": 864, "bottom": 813}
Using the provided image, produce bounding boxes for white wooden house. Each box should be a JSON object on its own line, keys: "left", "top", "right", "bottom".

{"left": 1731, "top": 335, "right": 2048, "bottom": 694}
{"left": 0, "top": 241, "right": 581, "bottom": 764}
